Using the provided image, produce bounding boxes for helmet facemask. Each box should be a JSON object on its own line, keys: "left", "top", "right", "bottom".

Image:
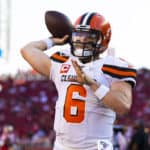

{"left": 71, "top": 26, "right": 103, "bottom": 61}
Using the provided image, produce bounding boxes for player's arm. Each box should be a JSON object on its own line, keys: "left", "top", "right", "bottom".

{"left": 20, "top": 40, "right": 51, "bottom": 77}
{"left": 90, "top": 81, "right": 133, "bottom": 115}
{"left": 20, "top": 35, "right": 69, "bottom": 77}
{"left": 103, "top": 81, "right": 132, "bottom": 115}
{"left": 71, "top": 59, "right": 135, "bottom": 115}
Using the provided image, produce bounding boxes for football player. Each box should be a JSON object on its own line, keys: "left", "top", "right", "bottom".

{"left": 20, "top": 12, "right": 136, "bottom": 150}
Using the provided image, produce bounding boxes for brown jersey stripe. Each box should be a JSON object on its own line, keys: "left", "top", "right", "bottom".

{"left": 50, "top": 52, "right": 69, "bottom": 63}
{"left": 102, "top": 64, "right": 137, "bottom": 78}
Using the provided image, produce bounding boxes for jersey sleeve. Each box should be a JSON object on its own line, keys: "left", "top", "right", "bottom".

{"left": 101, "top": 56, "right": 137, "bottom": 88}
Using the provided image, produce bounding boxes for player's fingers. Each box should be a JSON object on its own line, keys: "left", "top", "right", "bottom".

{"left": 63, "top": 35, "right": 69, "bottom": 42}
{"left": 71, "top": 60, "right": 82, "bottom": 74}
{"left": 52, "top": 35, "right": 69, "bottom": 45}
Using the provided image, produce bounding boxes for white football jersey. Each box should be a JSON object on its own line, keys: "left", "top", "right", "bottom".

{"left": 49, "top": 47, "right": 136, "bottom": 150}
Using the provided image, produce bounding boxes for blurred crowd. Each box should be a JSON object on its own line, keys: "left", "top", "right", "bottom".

{"left": 0, "top": 68, "right": 150, "bottom": 150}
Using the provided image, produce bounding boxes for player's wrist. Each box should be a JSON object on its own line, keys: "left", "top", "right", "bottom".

{"left": 42, "top": 37, "right": 54, "bottom": 49}
{"left": 83, "top": 74, "right": 97, "bottom": 86}
{"left": 94, "top": 84, "right": 110, "bottom": 101}
{"left": 88, "top": 82, "right": 99, "bottom": 90}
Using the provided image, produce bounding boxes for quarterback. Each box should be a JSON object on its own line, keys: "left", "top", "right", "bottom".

{"left": 21, "top": 12, "right": 136, "bottom": 150}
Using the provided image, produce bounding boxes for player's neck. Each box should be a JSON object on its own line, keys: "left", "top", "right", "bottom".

{"left": 79, "top": 56, "right": 99, "bottom": 64}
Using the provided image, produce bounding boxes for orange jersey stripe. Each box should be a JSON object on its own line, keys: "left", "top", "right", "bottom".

{"left": 51, "top": 52, "right": 69, "bottom": 63}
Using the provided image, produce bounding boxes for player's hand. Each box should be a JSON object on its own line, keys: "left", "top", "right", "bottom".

{"left": 71, "top": 60, "right": 97, "bottom": 85}
{"left": 51, "top": 35, "right": 69, "bottom": 45}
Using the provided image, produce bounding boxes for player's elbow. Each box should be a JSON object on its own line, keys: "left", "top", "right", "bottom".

{"left": 20, "top": 44, "right": 29, "bottom": 55}
{"left": 20, "top": 47, "right": 26, "bottom": 59}
{"left": 20, "top": 42, "right": 34, "bottom": 58}
{"left": 20, "top": 47, "right": 26, "bottom": 57}
{"left": 118, "top": 106, "right": 130, "bottom": 116}
{"left": 117, "top": 102, "right": 131, "bottom": 116}
{"left": 20, "top": 47, "right": 29, "bottom": 60}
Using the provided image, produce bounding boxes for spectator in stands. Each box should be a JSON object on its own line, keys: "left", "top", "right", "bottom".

{"left": 128, "top": 119, "right": 149, "bottom": 150}
{"left": 0, "top": 125, "right": 15, "bottom": 150}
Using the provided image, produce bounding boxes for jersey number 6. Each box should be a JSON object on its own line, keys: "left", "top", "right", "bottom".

{"left": 64, "top": 84, "right": 87, "bottom": 123}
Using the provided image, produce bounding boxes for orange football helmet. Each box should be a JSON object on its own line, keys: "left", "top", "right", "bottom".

{"left": 71, "top": 12, "right": 111, "bottom": 59}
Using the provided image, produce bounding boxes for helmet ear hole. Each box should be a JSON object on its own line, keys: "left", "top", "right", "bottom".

{"left": 97, "top": 34, "right": 103, "bottom": 45}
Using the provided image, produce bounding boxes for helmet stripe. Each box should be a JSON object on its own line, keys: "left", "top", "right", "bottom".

{"left": 86, "top": 12, "right": 96, "bottom": 25}
{"left": 80, "top": 12, "right": 96, "bottom": 25}
{"left": 80, "top": 12, "right": 88, "bottom": 24}
{"left": 82, "top": 12, "right": 92, "bottom": 25}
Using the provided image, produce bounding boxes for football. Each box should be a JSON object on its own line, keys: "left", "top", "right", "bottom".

{"left": 45, "top": 10, "right": 73, "bottom": 42}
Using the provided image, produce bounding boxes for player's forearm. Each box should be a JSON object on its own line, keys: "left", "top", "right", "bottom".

{"left": 22, "top": 41, "right": 48, "bottom": 52}
{"left": 90, "top": 81, "right": 132, "bottom": 115}
{"left": 102, "top": 90, "right": 132, "bottom": 115}
{"left": 21, "top": 35, "right": 69, "bottom": 55}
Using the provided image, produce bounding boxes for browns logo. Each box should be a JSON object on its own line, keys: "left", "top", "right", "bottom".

{"left": 60, "top": 64, "right": 71, "bottom": 73}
